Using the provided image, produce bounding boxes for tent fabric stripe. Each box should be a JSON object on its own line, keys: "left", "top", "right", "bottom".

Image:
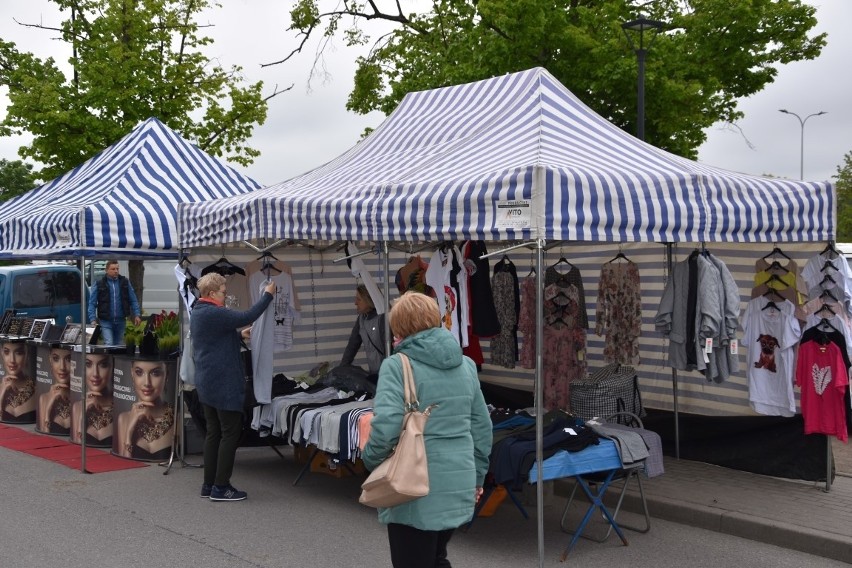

{"left": 0, "top": 117, "right": 261, "bottom": 258}
{"left": 178, "top": 67, "right": 834, "bottom": 248}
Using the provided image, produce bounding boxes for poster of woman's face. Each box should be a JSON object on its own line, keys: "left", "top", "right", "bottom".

{"left": 112, "top": 357, "right": 176, "bottom": 461}
{"left": 69, "top": 352, "right": 114, "bottom": 446}
{"left": 34, "top": 345, "right": 73, "bottom": 435}
{"left": 0, "top": 341, "right": 36, "bottom": 424}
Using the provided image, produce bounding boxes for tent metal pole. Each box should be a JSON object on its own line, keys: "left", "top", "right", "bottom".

{"left": 534, "top": 238, "right": 545, "bottom": 568}
{"left": 666, "top": 243, "right": 680, "bottom": 459}
{"left": 381, "top": 242, "right": 391, "bottom": 357}
{"left": 478, "top": 241, "right": 538, "bottom": 259}
{"left": 79, "top": 250, "right": 88, "bottom": 473}
{"left": 825, "top": 436, "right": 832, "bottom": 492}
{"left": 332, "top": 247, "right": 376, "bottom": 263}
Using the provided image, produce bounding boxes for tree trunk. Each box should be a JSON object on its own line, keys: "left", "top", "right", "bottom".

{"left": 129, "top": 260, "right": 145, "bottom": 313}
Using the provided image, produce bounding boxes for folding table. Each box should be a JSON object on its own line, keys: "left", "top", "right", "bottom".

{"left": 529, "top": 439, "right": 637, "bottom": 560}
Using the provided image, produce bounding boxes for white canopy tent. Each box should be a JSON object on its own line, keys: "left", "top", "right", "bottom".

{"left": 0, "top": 117, "right": 262, "bottom": 259}
{"left": 0, "top": 117, "right": 262, "bottom": 473}
{"left": 177, "top": 68, "right": 835, "bottom": 567}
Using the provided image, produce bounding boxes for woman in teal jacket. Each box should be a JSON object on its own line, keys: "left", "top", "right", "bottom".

{"left": 362, "top": 292, "right": 493, "bottom": 568}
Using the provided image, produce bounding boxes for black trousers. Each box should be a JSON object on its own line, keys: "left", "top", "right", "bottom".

{"left": 387, "top": 523, "right": 454, "bottom": 568}
{"left": 202, "top": 404, "right": 243, "bottom": 487}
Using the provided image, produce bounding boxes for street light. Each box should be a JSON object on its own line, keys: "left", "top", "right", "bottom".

{"left": 778, "top": 109, "right": 827, "bottom": 180}
{"left": 622, "top": 15, "right": 665, "bottom": 141}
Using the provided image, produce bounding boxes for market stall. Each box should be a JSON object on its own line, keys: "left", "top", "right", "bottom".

{"left": 175, "top": 67, "right": 835, "bottom": 566}
{"left": 0, "top": 116, "right": 262, "bottom": 471}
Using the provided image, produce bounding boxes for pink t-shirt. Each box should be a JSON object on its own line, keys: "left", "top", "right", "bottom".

{"left": 795, "top": 340, "right": 849, "bottom": 442}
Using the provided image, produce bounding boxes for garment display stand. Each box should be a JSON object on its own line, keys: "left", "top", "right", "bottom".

{"left": 162, "top": 383, "right": 200, "bottom": 474}
{"left": 529, "top": 438, "right": 641, "bottom": 560}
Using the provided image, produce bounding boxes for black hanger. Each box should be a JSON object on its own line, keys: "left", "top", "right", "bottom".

{"left": 202, "top": 256, "right": 246, "bottom": 276}
{"left": 178, "top": 250, "right": 192, "bottom": 268}
{"left": 766, "top": 260, "right": 789, "bottom": 273}
{"left": 819, "top": 272, "right": 837, "bottom": 287}
{"left": 551, "top": 255, "right": 574, "bottom": 271}
{"left": 606, "top": 251, "right": 631, "bottom": 264}
{"left": 763, "top": 288, "right": 784, "bottom": 301}
{"left": 821, "top": 259, "right": 838, "bottom": 272}
{"left": 819, "top": 288, "right": 838, "bottom": 302}
{"left": 761, "top": 300, "right": 779, "bottom": 311}
{"left": 816, "top": 303, "right": 837, "bottom": 317}
{"left": 817, "top": 316, "right": 840, "bottom": 334}
{"left": 765, "top": 273, "right": 789, "bottom": 288}
{"left": 821, "top": 241, "right": 840, "bottom": 258}
{"left": 259, "top": 252, "right": 281, "bottom": 274}
{"left": 762, "top": 246, "right": 791, "bottom": 262}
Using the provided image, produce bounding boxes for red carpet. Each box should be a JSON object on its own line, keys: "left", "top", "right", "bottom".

{"left": 0, "top": 424, "right": 148, "bottom": 473}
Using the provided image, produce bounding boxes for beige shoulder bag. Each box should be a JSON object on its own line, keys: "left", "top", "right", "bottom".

{"left": 359, "top": 353, "right": 436, "bottom": 508}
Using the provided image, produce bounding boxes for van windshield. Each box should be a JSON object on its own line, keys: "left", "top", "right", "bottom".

{"left": 13, "top": 271, "right": 82, "bottom": 309}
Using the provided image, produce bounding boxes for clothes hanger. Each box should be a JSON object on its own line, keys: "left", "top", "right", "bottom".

{"left": 821, "top": 240, "right": 840, "bottom": 259}
{"left": 765, "top": 273, "right": 790, "bottom": 288}
{"left": 761, "top": 300, "right": 779, "bottom": 311}
{"left": 605, "top": 243, "right": 631, "bottom": 264}
{"left": 819, "top": 288, "right": 839, "bottom": 302}
{"left": 766, "top": 259, "right": 789, "bottom": 273}
{"left": 816, "top": 303, "right": 837, "bottom": 317}
{"left": 606, "top": 251, "right": 631, "bottom": 264}
{"left": 761, "top": 246, "right": 791, "bottom": 262}
{"left": 817, "top": 316, "right": 840, "bottom": 336}
{"left": 202, "top": 255, "right": 246, "bottom": 276}
{"left": 763, "top": 288, "right": 784, "bottom": 301}
{"left": 819, "top": 272, "right": 837, "bottom": 287}
{"left": 550, "top": 255, "right": 574, "bottom": 272}
{"left": 259, "top": 252, "right": 281, "bottom": 274}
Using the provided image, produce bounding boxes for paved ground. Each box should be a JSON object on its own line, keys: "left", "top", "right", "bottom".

{"left": 832, "top": 437, "right": 852, "bottom": 474}
{"left": 1, "top": 423, "right": 851, "bottom": 566}
{"left": 573, "top": 453, "right": 852, "bottom": 564}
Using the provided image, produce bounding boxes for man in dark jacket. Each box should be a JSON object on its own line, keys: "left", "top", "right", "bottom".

{"left": 87, "top": 260, "right": 142, "bottom": 345}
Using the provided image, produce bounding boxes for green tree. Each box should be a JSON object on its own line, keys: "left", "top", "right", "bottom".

{"left": 281, "top": 0, "right": 824, "bottom": 158}
{"left": 0, "top": 159, "right": 37, "bottom": 202}
{"left": 0, "top": 0, "right": 286, "bottom": 181}
{"left": 835, "top": 151, "right": 852, "bottom": 242}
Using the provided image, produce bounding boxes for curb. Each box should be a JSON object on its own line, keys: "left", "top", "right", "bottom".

{"left": 553, "top": 480, "right": 852, "bottom": 564}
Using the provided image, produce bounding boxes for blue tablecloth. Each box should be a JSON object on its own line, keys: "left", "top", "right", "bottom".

{"left": 528, "top": 439, "right": 622, "bottom": 483}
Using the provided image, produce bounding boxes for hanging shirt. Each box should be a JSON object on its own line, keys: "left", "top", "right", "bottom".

{"left": 796, "top": 339, "right": 849, "bottom": 442}
{"left": 595, "top": 261, "right": 642, "bottom": 365}
{"left": 425, "top": 246, "right": 469, "bottom": 347}
{"left": 802, "top": 252, "right": 852, "bottom": 312}
{"left": 174, "top": 263, "right": 200, "bottom": 316}
{"left": 250, "top": 279, "right": 276, "bottom": 404}
{"left": 248, "top": 269, "right": 300, "bottom": 352}
{"left": 742, "top": 296, "right": 801, "bottom": 417}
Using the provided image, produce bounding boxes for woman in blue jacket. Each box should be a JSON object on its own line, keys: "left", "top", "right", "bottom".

{"left": 363, "top": 292, "right": 493, "bottom": 567}
{"left": 192, "top": 273, "right": 274, "bottom": 501}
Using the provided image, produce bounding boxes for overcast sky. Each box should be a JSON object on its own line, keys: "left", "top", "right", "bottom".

{"left": 0, "top": 0, "right": 848, "bottom": 186}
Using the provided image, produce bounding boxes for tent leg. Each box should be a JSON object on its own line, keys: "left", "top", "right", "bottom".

{"left": 79, "top": 252, "right": 88, "bottom": 473}
{"left": 825, "top": 435, "right": 832, "bottom": 492}
{"left": 534, "top": 238, "right": 545, "bottom": 568}
{"left": 665, "top": 243, "right": 681, "bottom": 460}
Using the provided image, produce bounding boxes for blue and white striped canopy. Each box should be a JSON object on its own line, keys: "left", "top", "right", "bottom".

{"left": 0, "top": 117, "right": 261, "bottom": 258}
{"left": 178, "top": 67, "right": 834, "bottom": 246}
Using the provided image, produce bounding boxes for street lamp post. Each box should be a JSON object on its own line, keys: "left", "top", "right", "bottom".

{"left": 778, "top": 109, "right": 827, "bottom": 180}
{"left": 622, "top": 15, "right": 665, "bottom": 141}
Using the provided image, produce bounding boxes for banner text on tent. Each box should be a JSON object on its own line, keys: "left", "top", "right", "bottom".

{"left": 494, "top": 200, "right": 531, "bottom": 230}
